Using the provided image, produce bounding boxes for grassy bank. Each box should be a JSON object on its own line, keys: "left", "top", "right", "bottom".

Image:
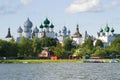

{"left": 0, "top": 59, "right": 84, "bottom": 64}
{"left": 0, "top": 59, "right": 119, "bottom": 64}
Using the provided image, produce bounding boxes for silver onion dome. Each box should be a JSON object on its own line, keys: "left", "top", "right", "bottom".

{"left": 17, "top": 26, "right": 23, "bottom": 33}
{"left": 68, "top": 30, "right": 71, "bottom": 33}
{"left": 62, "top": 26, "right": 67, "bottom": 32}
{"left": 24, "top": 28, "right": 29, "bottom": 33}
{"left": 55, "top": 33, "right": 58, "bottom": 36}
{"left": 24, "top": 18, "right": 33, "bottom": 28}
{"left": 33, "top": 27, "right": 39, "bottom": 33}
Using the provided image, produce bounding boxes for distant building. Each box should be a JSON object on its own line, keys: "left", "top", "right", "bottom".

{"left": 94, "top": 24, "right": 120, "bottom": 47}
{"left": 5, "top": 28, "right": 13, "bottom": 41}
{"left": 4, "top": 17, "right": 120, "bottom": 47}
{"left": 57, "top": 26, "right": 71, "bottom": 43}
{"left": 16, "top": 18, "right": 71, "bottom": 43}
{"left": 72, "top": 24, "right": 92, "bottom": 45}
{"left": 16, "top": 18, "right": 56, "bottom": 42}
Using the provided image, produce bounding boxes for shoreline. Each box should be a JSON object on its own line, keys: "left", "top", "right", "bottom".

{"left": 0, "top": 59, "right": 84, "bottom": 64}
{"left": 0, "top": 59, "right": 119, "bottom": 64}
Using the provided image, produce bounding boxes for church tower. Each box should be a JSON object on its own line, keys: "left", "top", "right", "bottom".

{"left": 33, "top": 26, "right": 39, "bottom": 38}
{"left": 6, "top": 27, "right": 12, "bottom": 38}
{"left": 17, "top": 26, "right": 23, "bottom": 37}
{"left": 72, "top": 24, "right": 82, "bottom": 45}
{"left": 24, "top": 18, "right": 33, "bottom": 38}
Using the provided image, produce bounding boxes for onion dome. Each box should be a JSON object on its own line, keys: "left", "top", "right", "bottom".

{"left": 55, "top": 33, "right": 58, "bottom": 36}
{"left": 40, "top": 24, "right": 43, "bottom": 28}
{"left": 105, "top": 24, "right": 110, "bottom": 32}
{"left": 44, "top": 24, "right": 49, "bottom": 28}
{"left": 17, "top": 26, "right": 23, "bottom": 33}
{"left": 68, "top": 30, "right": 71, "bottom": 33}
{"left": 111, "top": 27, "right": 114, "bottom": 33}
{"left": 59, "top": 30, "right": 61, "bottom": 33}
{"left": 44, "top": 18, "right": 50, "bottom": 25}
{"left": 100, "top": 28, "right": 103, "bottom": 32}
{"left": 50, "top": 23, "right": 54, "bottom": 28}
{"left": 33, "top": 27, "right": 39, "bottom": 33}
{"left": 24, "top": 18, "right": 33, "bottom": 28}
{"left": 24, "top": 28, "right": 29, "bottom": 33}
{"left": 62, "top": 26, "right": 67, "bottom": 31}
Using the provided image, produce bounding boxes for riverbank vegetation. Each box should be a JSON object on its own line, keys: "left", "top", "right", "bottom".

{"left": 0, "top": 37, "right": 120, "bottom": 59}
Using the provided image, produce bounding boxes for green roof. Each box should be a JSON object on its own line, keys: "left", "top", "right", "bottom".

{"left": 105, "top": 24, "right": 110, "bottom": 32}
{"left": 111, "top": 27, "right": 114, "bottom": 33}
{"left": 44, "top": 24, "right": 49, "bottom": 28}
{"left": 100, "top": 28, "right": 103, "bottom": 32}
{"left": 44, "top": 18, "right": 50, "bottom": 25}
{"left": 40, "top": 24, "right": 43, "bottom": 28}
{"left": 50, "top": 23, "right": 54, "bottom": 28}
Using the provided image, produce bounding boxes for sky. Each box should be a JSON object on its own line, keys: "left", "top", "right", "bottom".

{"left": 0, "top": 0, "right": 120, "bottom": 39}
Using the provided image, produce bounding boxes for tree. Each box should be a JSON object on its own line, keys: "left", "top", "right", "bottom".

{"left": 8, "top": 41, "right": 18, "bottom": 57}
{"left": 18, "top": 37, "right": 33, "bottom": 57}
{"left": 0, "top": 39, "right": 18, "bottom": 57}
{"left": 63, "top": 37, "right": 73, "bottom": 51}
{"left": 0, "top": 40, "right": 9, "bottom": 57}
{"left": 83, "top": 38, "right": 93, "bottom": 50}
{"left": 32, "top": 37, "right": 41, "bottom": 56}
{"left": 40, "top": 37, "right": 57, "bottom": 47}
{"left": 111, "top": 37, "right": 120, "bottom": 46}
{"left": 93, "top": 49, "right": 107, "bottom": 58}
{"left": 95, "top": 39, "right": 103, "bottom": 47}
{"left": 53, "top": 43, "right": 66, "bottom": 58}
{"left": 110, "top": 37, "right": 120, "bottom": 57}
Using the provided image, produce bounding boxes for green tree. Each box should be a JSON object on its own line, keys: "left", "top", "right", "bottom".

{"left": 0, "top": 39, "right": 18, "bottom": 57}
{"left": 53, "top": 43, "right": 66, "bottom": 58}
{"left": 0, "top": 40, "right": 9, "bottom": 57}
{"left": 93, "top": 49, "right": 107, "bottom": 58}
{"left": 95, "top": 39, "right": 103, "bottom": 47}
{"left": 83, "top": 38, "right": 93, "bottom": 50}
{"left": 110, "top": 37, "right": 120, "bottom": 57}
{"left": 63, "top": 37, "right": 73, "bottom": 51}
{"left": 111, "top": 37, "right": 120, "bottom": 46}
{"left": 18, "top": 37, "right": 33, "bottom": 57}
{"left": 32, "top": 37, "right": 41, "bottom": 56}
{"left": 40, "top": 37, "right": 57, "bottom": 47}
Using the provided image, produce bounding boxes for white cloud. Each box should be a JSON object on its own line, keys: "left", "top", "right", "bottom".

{"left": 65, "top": 0, "right": 120, "bottom": 13}
{"left": 20, "top": 0, "right": 33, "bottom": 5}
{"left": 66, "top": 0, "right": 101, "bottom": 13}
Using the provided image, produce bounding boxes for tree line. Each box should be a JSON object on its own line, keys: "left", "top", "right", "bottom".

{"left": 0, "top": 36, "right": 120, "bottom": 59}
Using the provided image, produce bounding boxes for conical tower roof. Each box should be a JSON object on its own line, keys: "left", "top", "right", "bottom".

{"left": 6, "top": 28, "right": 12, "bottom": 38}
{"left": 73, "top": 24, "right": 82, "bottom": 38}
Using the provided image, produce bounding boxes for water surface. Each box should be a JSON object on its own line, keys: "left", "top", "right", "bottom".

{"left": 0, "top": 63, "right": 120, "bottom": 80}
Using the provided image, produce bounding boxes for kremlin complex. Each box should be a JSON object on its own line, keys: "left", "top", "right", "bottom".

{"left": 5, "top": 18, "right": 120, "bottom": 47}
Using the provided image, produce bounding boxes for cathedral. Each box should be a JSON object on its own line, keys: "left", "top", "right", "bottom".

{"left": 94, "top": 24, "right": 116, "bottom": 47}
{"left": 15, "top": 18, "right": 71, "bottom": 42}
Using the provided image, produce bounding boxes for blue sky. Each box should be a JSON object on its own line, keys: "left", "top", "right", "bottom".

{"left": 0, "top": 0, "right": 120, "bottom": 39}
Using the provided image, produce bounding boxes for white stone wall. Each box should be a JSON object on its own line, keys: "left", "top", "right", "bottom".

{"left": 73, "top": 37, "right": 83, "bottom": 45}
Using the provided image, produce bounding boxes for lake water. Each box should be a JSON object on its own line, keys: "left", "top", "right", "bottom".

{"left": 0, "top": 63, "right": 120, "bottom": 80}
